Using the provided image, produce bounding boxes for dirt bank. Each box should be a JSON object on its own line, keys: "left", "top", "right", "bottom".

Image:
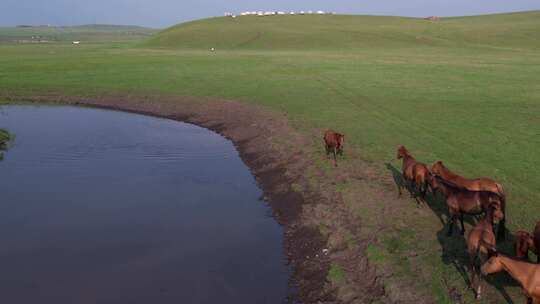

{"left": 3, "top": 95, "right": 396, "bottom": 303}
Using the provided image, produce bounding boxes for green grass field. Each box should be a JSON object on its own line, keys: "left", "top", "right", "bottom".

{"left": 1, "top": 11, "right": 540, "bottom": 302}
{"left": 0, "top": 24, "right": 156, "bottom": 44}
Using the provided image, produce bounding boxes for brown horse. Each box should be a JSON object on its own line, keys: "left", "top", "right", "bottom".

{"left": 431, "top": 160, "right": 506, "bottom": 240}
{"left": 324, "top": 130, "right": 344, "bottom": 167}
{"left": 413, "top": 162, "right": 432, "bottom": 202}
{"left": 430, "top": 175, "right": 504, "bottom": 237}
{"left": 467, "top": 204, "right": 504, "bottom": 299}
{"left": 515, "top": 230, "right": 537, "bottom": 261}
{"left": 396, "top": 145, "right": 431, "bottom": 205}
{"left": 431, "top": 161, "right": 505, "bottom": 196}
{"left": 482, "top": 251, "right": 540, "bottom": 303}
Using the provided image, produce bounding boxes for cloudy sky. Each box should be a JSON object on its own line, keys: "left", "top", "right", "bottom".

{"left": 1, "top": 0, "right": 539, "bottom": 28}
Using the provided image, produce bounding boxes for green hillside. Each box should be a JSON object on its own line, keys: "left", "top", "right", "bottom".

{"left": 146, "top": 11, "right": 540, "bottom": 50}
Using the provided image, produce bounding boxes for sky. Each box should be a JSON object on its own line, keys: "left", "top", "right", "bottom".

{"left": 1, "top": 0, "right": 540, "bottom": 28}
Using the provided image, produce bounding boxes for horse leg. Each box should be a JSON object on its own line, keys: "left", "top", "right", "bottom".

{"left": 410, "top": 180, "right": 419, "bottom": 206}
{"left": 412, "top": 180, "right": 421, "bottom": 207}
{"left": 333, "top": 147, "right": 337, "bottom": 167}
{"left": 460, "top": 213, "right": 465, "bottom": 235}
{"left": 468, "top": 259, "right": 477, "bottom": 296}
{"left": 402, "top": 174, "right": 415, "bottom": 199}
{"left": 475, "top": 271, "right": 482, "bottom": 300}
{"left": 476, "top": 254, "right": 490, "bottom": 300}
{"left": 447, "top": 215, "right": 455, "bottom": 237}
{"left": 497, "top": 218, "right": 506, "bottom": 241}
{"left": 409, "top": 180, "right": 416, "bottom": 198}
{"left": 416, "top": 183, "right": 427, "bottom": 208}
{"left": 400, "top": 174, "right": 408, "bottom": 198}
{"left": 415, "top": 181, "right": 424, "bottom": 199}
{"left": 414, "top": 195, "right": 422, "bottom": 208}
{"left": 469, "top": 258, "right": 483, "bottom": 299}
{"left": 420, "top": 182, "right": 428, "bottom": 207}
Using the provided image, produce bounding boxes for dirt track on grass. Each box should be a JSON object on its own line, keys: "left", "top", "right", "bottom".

{"left": 3, "top": 94, "right": 413, "bottom": 304}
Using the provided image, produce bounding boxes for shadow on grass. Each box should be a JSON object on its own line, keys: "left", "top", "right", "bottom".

{"left": 385, "top": 163, "right": 449, "bottom": 226}
{"left": 385, "top": 162, "right": 427, "bottom": 209}
{"left": 385, "top": 162, "right": 521, "bottom": 303}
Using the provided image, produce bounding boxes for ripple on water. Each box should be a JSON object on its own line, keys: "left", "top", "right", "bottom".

{"left": 0, "top": 105, "right": 290, "bottom": 303}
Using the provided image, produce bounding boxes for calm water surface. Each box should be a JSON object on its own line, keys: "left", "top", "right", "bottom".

{"left": 0, "top": 105, "right": 289, "bottom": 303}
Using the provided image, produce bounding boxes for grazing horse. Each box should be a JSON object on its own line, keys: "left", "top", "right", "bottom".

{"left": 324, "top": 130, "right": 344, "bottom": 167}
{"left": 430, "top": 175, "right": 504, "bottom": 237}
{"left": 515, "top": 230, "right": 537, "bottom": 261}
{"left": 482, "top": 251, "right": 540, "bottom": 304}
{"left": 467, "top": 204, "right": 504, "bottom": 299}
{"left": 431, "top": 161, "right": 506, "bottom": 240}
{"left": 396, "top": 145, "right": 431, "bottom": 205}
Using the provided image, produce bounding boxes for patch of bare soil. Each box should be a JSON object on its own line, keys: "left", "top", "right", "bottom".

{"left": 3, "top": 95, "right": 412, "bottom": 303}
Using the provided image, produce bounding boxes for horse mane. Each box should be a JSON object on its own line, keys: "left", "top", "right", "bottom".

{"left": 534, "top": 222, "right": 540, "bottom": 252}
{"left": 398, "top": 145, "right": 413, "bottom": 159}
{"left": 435, "top": 161, "right": 460, "bottom": 179}
{"left": 498, "top": 252, "right": 533, "bottom": 263}
{"left": 434, "top": 175, "right": 463, "bottom": 190}
{"left": 495, "top": 183, "right": 506, "bottom": 197}
{"left": 325, "top": 130, "right": 343, "bottom": 139}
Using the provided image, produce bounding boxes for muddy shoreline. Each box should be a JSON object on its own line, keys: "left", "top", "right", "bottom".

{"left": 3, "top": 95, "right": 389, "bottom": 303}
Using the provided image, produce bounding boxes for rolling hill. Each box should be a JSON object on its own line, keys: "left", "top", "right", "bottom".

{"left": 145, "top": 11, "right": 540, "bottom": 50}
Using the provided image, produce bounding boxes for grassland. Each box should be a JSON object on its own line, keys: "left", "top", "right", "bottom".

{"left": 0, "top": 24, "right": 156, "bottom": 44}
{"left": 1, "top": 11, "right": 539, "bottom": 302}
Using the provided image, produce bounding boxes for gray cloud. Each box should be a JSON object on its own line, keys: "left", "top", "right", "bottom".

{"left": 1, "top": 0, "right": 539, "bottom": 28}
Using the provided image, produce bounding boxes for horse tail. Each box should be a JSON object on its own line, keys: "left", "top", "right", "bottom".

{"left": 496, "top": 184, "right": 506, "bottom": 241}
{"left": 495, "top": 183, "right": 505, "bottom": 197}
{"left": 532, "top": 222, "right": 540, "bottom": 263}
{"left": 534, "top": 229, "right": 540, "bottom": 263}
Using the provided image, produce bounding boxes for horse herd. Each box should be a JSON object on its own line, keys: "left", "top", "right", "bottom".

{"left": 323, "top": 130, "right": 540, "bottom": 303}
